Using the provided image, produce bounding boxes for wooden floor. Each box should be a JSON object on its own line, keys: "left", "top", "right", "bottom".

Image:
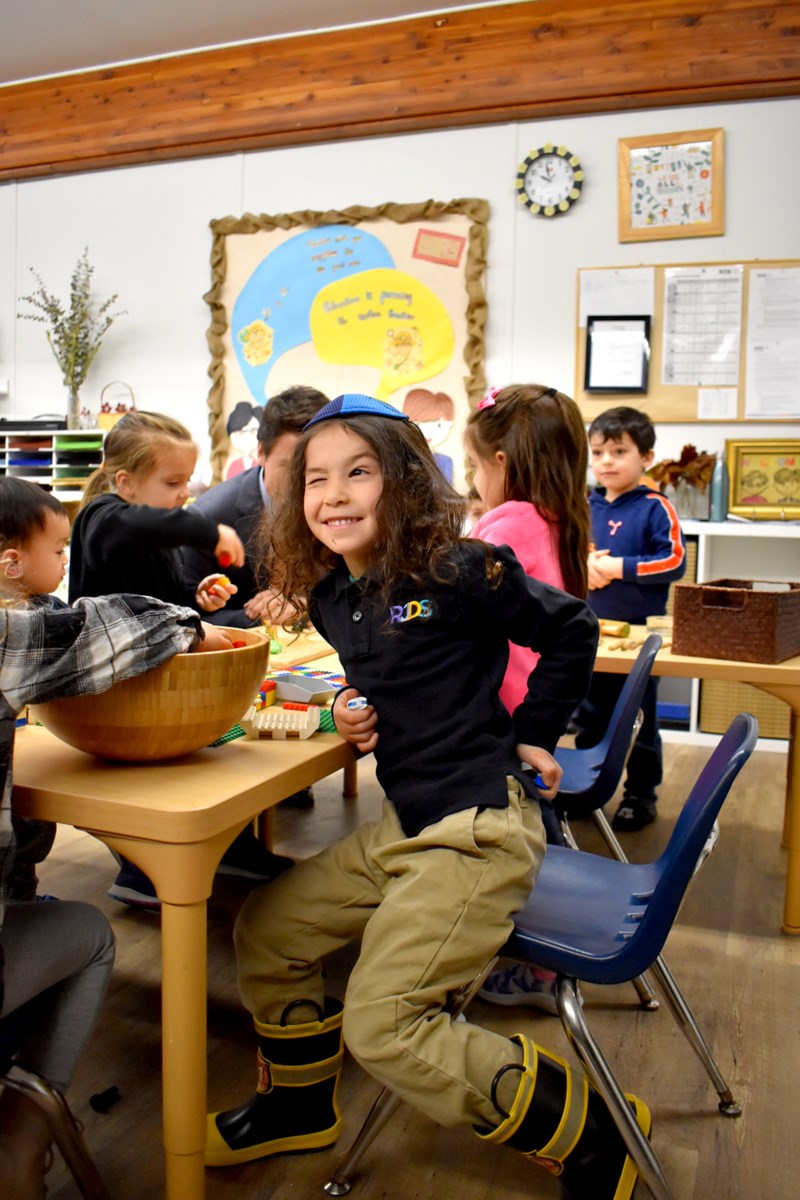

{"left": 32, "top": 739, "right": 800, "bottom": 1200}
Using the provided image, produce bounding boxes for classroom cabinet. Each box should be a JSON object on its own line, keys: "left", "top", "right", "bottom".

{"left": 0, "top": 429, "right": 104, "bottom": 501}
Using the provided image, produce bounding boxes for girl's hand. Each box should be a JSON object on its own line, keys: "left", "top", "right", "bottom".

{"left": 244, "top": 588, "right": 301, "bottom": 626}
{"left": 192, "top": 624, "right": 235, "bottom": 652}
{"left": 215, "top": 525, "right": 246, "bottom": 569}
{"left": 516, "top": 744, "right": 562, "bottom": 800}
{"left": 333, "top": 687, "right": 378, "bottom": 753}
{"left": 195, "top": 574, "right": 238, "bottom": 613}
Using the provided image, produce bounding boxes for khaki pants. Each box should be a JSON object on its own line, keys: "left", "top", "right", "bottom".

{"left": 235, "top": 778, "right": 545, "bottom": 1128}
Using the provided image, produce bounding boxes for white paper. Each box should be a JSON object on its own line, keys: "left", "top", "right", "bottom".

{"left": 579, "top": 267, "right": 655, "bottom": 327}
{"left": 662, "top": 265, "right": 743, "bottom": 386}
{"left": 697, "top": 387, "right": 738, "bottom": 419}
{"left": 587, "top": 319, "right": 648, "bottom": 389}
{"left": 745, "top": 267, "right": 800, "bottom": 418}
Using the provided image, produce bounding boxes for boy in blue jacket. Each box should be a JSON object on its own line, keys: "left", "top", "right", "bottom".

{"left": 578, "top": 406, "right": 686, "bottom": 830}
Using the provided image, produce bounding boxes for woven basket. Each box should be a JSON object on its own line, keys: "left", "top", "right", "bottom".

{"left": 672, "top": 578, "right": 800, "bottom": 664}
{"left": 34, "top": 626, "right": 269, "bottom": 761}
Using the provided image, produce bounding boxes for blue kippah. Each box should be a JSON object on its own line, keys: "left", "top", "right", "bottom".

{"left": 304, "top": 394, "right": 409, "bottom": 430}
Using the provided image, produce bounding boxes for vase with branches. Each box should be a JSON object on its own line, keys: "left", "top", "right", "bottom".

{"left": 18, "top": 248, "right": 124, "bottom": 429}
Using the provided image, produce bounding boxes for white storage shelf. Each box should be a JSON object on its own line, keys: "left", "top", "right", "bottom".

{"left": 663, "top": 519, "right": 800, "bottom": 750}
{"left": 0, "top": 430, "right": 104, "bottom": 501}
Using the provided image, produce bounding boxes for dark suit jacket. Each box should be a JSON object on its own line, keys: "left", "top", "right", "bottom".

{"left": 182, "top": 467, "right": 266, "bottom": 628}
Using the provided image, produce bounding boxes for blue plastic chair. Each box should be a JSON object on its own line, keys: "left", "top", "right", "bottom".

{"left": 554, "top": 632, "right": 663, "bottom": 823}
{"left": 324, "top": 714, "right": 758, "bottom": 1200}
{"left": 504, "top": 712, "right": 758, "bottom": 1200}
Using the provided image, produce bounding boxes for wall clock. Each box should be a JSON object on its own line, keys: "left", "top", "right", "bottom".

{"left": 516, "top": 144, "right": 584, "bottom": 216}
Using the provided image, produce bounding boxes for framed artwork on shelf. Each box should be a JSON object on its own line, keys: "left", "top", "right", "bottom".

{"left": 726, "top": 439, "right": 800, "bottom": 520}
{"left": 618, "top": 128, "right": 724, "bottom": 243}
{"left": 584, "top": 315, "right": 650, "bottom": 393}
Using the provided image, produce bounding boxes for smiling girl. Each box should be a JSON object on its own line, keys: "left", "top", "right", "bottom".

{"left": 205, "top": 394, "right": 649, "bottom": 1200}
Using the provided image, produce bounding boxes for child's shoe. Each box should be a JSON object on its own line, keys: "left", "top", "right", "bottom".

{"left": 216, "top": 828, "right": 295, "bottom": 880}
{"left": 478, "top": 964, "right": 560, "bottom": 1015}
{"left": 107, "top": 861, "right": 161, "bottom": 911}
{"left": 611, "top": 797, "right": 657, "bottom": 832}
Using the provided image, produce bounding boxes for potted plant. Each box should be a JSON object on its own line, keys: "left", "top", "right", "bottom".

{"left": 18, "top": 248, "right": 124, "bottom": 429}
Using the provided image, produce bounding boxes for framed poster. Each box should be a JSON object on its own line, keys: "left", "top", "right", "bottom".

{"left": 726, "top": 438, "right": 800, "bottom": 519}
{"left": 618, "top": 128, "right": 724, "bottom": 243}
{"left": 205, "top": 200, "right": 488, "bottom": 484}
{"left": 584, "top": 315, "right": 650, "bottom": 392}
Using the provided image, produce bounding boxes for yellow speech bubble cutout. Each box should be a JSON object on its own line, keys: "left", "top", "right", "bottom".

{"left": 309, "top": 269, "right": 454, "bottom": 400}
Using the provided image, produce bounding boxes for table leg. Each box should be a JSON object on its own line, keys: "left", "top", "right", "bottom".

{"left": 100, "top": 829, "right": 242, "bottom": 1200}
{"left": 161, "top": 899, "right": 208, "bottom": 1199}
{"left": 782, "top": 710, "right": 800, "bottom": 935}
{"left": 343, "top": 761, "right": 358, "bottom": 799}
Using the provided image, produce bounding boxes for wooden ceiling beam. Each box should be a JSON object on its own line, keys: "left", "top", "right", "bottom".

{"left": 1, "top": 0, "right": 799, "bottom": 180}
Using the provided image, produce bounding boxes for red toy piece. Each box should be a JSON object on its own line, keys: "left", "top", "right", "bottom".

{"left": 217, "top": 552, "right": 232, "bottom": 568}
{"left": 282, "top": 702, "right": 310, "bottom": 711}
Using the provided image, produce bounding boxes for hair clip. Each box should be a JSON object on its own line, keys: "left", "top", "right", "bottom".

{"left": 477, "top": 386, "right": 502, "bottom": 411}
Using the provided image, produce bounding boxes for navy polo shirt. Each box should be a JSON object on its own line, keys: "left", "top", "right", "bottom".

{"left": 311, "top": 542, "right": 598, "bottom": 838}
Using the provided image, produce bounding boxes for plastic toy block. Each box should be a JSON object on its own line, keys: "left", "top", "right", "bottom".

{"left": 241, "top": 703, "right": 321, "bottom": 740}
{"left": 270, "top": 672, "right": 337, "bottom": 704}
{"left": 282, "top": 701, "right": 310, "bottom": 711}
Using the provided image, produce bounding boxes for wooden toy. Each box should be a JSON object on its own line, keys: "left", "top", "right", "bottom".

{"left": 598, "top": 619, "right": 631, "bottom": 638}
{"left": 241, "top": 703, "right": 321, "bottom": 740}
{"left": 33, "top": 626, "right": 269, "bottom": 761}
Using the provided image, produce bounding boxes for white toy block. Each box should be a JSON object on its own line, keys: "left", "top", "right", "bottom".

{"left": 241, "top": 704, "right": 321, "bottom": 740}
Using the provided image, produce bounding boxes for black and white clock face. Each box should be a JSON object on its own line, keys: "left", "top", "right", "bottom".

{"left": 516, "top": 145, "right": 584, "bottom": 216}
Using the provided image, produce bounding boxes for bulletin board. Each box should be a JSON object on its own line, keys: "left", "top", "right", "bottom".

{"left": 574, "top": 259, "right": 800, "bottom": 423}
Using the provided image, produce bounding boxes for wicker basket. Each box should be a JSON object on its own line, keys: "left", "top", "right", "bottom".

{"left": 672, "top": 578, "right": 800, "bottom": 664}
{"left": 33, "top": 626, "right": 269, "bottom": 761}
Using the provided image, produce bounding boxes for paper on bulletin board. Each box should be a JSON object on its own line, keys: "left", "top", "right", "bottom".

{"left": 662, "top": 265, "right": 743, "bottom": 386}
{"left": 698, "top": 387, "right": 737, "bottom": 419}
{"left": 745, "top": 267, "right": 800, "bottom": 419}
{"left": 578, "top": 267, "right": 654, "bottom": 327}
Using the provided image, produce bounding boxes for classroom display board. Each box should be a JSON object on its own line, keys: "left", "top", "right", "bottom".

{"left": 575, "top": 260, "right": 800, "bottom": 423}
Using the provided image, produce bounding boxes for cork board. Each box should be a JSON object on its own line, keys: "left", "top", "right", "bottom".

{"left": 575, "top": 259, "right": 800, "bottom": 423}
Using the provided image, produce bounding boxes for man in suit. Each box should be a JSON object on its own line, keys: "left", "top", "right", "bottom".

{"left": 183, "top": 386, "right": 329, "bottom": 628}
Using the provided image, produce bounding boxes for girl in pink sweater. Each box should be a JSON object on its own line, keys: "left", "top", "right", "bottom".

{"left": 466, "top": 382, "right": 592, "bottom": 1013}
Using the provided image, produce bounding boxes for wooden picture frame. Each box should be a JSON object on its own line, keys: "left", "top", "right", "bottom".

{"left": 618, "top": 128, "right": 724, "bottom": 243}
{"left": 726, "top": 439, "right": 800, "bottom": 520}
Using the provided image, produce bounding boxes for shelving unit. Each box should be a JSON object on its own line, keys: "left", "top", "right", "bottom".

{"left": 663, "top": 519, "right": 800, "bottom": 750}
{"left": 0, "top": 429, "right": 104, "bottom": 501}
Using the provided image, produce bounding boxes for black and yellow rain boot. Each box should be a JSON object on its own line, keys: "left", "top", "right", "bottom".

{"left": 475, "top": 1034, "right": 651, "bottom": 1200}
{"left": 206, "top": 997, "right": 343, "bottom": 1167}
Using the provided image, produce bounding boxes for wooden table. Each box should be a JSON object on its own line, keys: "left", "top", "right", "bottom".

{"left": 13, "top": 627, "right": 355, "bottom": 1200}
{"left": 594, "top": 630, "right": 800, "bottom": 934}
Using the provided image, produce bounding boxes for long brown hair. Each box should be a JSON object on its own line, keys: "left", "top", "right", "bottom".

{"left": 466, "top": 384, "right": 590, "bottom": 597}
{"left": 266, "top": 414, "right": 469, "bottom": 616}
{"left": 81, "top": 410, "right": 195, "bottom": 507}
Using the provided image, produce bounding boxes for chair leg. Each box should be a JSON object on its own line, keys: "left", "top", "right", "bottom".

{"left": 588, "top": 809, "right": 660, "bottom": 1010}
{"left": 649, "top": 956, "right": 742, "bottom": 1116}
{"left": 323, "top": 957, "right": 499, "bottom": 1195}
{"left": 555, "top": 978, "right": 676, "bottom": 1200}
{"left": 4, "top": 1066, "right": 112, "bottom": 1200}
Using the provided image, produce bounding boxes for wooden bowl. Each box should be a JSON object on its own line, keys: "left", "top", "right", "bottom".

{"left": 34, "top": 626, "right": 269, "bottom": 761}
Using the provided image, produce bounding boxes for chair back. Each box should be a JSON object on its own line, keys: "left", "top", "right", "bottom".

{"left": 557, "top": 633, "right": 662, "bottom": 817}
{"left": 609, "top": 712, "right": 758, "bottom": 976}
{"left": 509, "top": 713, "right": 758, "bottom": 984}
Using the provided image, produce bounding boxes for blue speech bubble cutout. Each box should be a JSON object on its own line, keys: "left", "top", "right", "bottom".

{"left": 231, "top": 225, "right": 395, "bottom": 403}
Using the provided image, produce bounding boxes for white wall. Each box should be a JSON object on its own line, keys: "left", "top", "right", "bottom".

{"left": 2, "top": 95, "right": 799, "bottom": 480}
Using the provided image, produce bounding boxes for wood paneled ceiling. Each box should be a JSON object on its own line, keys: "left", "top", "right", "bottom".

{"left": 1, "top": 0, "right": 799, "bottom": 182}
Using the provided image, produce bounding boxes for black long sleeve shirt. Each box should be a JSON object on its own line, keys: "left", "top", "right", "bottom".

{"left": 312, "top": 541, "right": 598, "bottom": 838}
{"left": 69, "top": 493, "right": 219, "bottom": 608}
